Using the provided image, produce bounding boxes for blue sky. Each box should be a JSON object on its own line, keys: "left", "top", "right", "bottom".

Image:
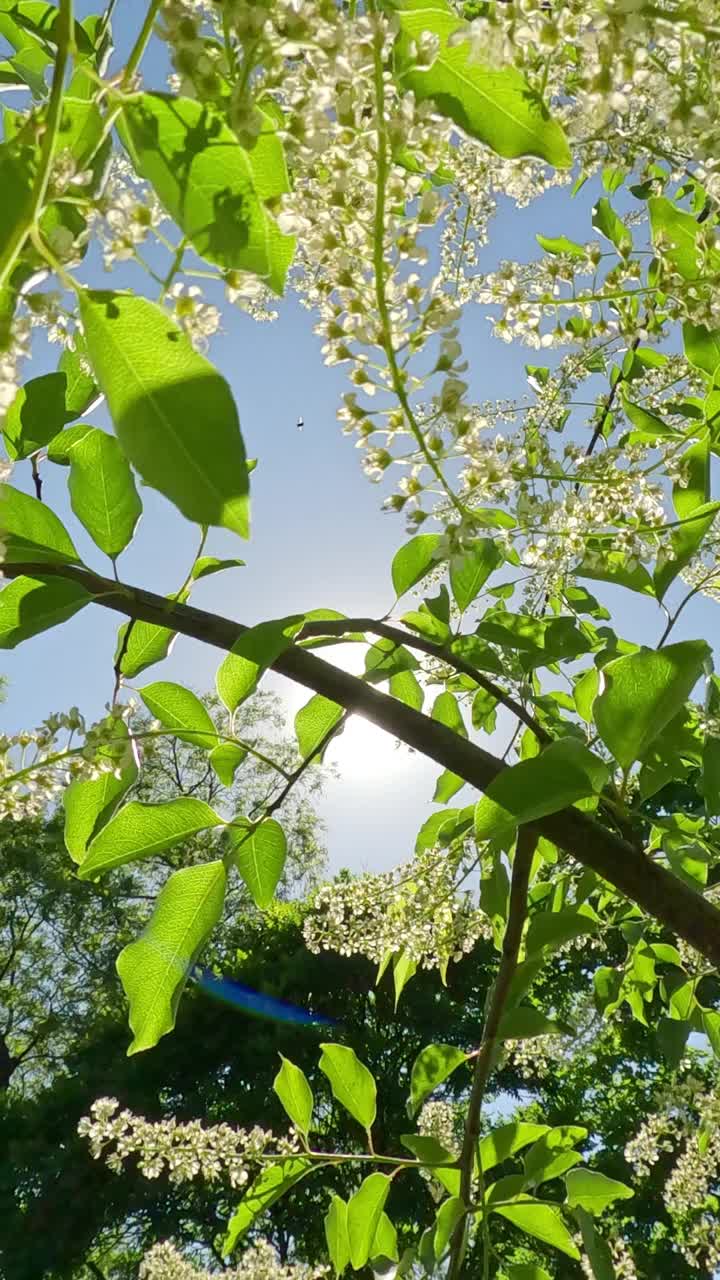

{"left": 1, "top": 6, "right": 716, "bottom": 876}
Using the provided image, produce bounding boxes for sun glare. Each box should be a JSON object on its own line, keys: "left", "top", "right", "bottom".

{"left": 326, "top": 713, "right": 414, "bottom": 778}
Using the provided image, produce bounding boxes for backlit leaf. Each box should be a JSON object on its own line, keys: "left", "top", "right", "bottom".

{"left": 409, "top": 1042, "right": 468, "bottom": 1117}
{"left": 217, "top": 617, "right": 302, "bottom": 713}
{"left": 119, "top": 94, "right": 294, "bottom": 291}
{"left": 79, "top": 290, "right": 250, "bottom": 536}
{"left": 138, "top": 680, "right": 218, "bottom": 749}
{"left": 295, "top": 694, "right": 344, "bottom": 761}
{"left": 0, "top": 483, "right": 79, "bottom": 564}
{"left": 224, "top": 1158, "right": 315, "bottom": 1253}
{"left": 493, "top": 1198, "right": 580, "bottom": 1259}
{"left": 564, "top": 1169, "right": 634, "bottom": 1215}
{"left": 116, "top": 859, "right": 226, "bottom": 1053}
{"left": 348, "top": 1174, "right": 391, "bottom": 1270}
{"left": 78, "top": 798, "right": 223, "bottom": 879}
{"left": 48, "top": 424, "right": 142, "bottom": 557}
{"left": 230, "top": 818, "right": 286, "bottom": 909}
{"left": 594, "top": 640, "right": 710, "bottom": 770}
{"left": 393, "top": 0, "right": 571, "bottom": 167}
{"left": 391, "top": 534, "right": 442, "bottom": 597}
{"left": 320, "top": 1044, "right": 377, "bottom": 1130}
{"left": 325, "top": 1195, "right": 351, "bottom": 1277}
{"left": 0, "top": 573, "right": 91, "bottom": 648}
{"left": 274, "top": 1055, "right": 314, "bottom": 1136}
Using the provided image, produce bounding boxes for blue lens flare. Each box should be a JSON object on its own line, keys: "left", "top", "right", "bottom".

{"left": 192, "top": 965, "right": 336, "bottom": 1027}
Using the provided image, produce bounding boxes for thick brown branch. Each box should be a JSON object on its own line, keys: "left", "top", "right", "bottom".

{"left": 448, "top": 827, "right": 537, "bottom": 1279}
{"left": 298, "top": 615, "right": 550, "bottom": 744}
{"left": 7, "top": 560, "right": 720, "bottom": 966}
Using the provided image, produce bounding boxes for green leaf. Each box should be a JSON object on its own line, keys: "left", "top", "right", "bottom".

{"left": 63, "top": 718, "right": 138, "bottom": 863}
{"left": 474, "top": 739, "right": 609, "bottom": 841}
{"left": 506, "top": 1267, "right": 553, "bottom": 1280}
{"left": 78, "top": 290, "right": 250, "bottom": 536}
{"left": 216, "top": 617, "right": 301, "bottom": 713}
{"left": 0, "top": 483, "right": 79, "bottom": 565}
{"left": 116, "top": 859, "right": 226, "bottom": 1054}
{"left": 594, "top": 640, "right": 710, "bottom": 771}
{"left": 450, "top": 540, "right": 502, "bottom": 611}
{"left": 493, "top": 1197, "right": 580, "bottom": 1259}
{"left": 475, "top": 612, "right": 591, "bottom": 665}
{"left": 433, "top": 1196, "right": 465, "bottom": 1260}
{"left": 649, "top": 197, "right": 708, "bottom": 279}
{"left": 574, "top": 667, "right": 599, "bottom": 723}
{"left": 0, "top": 140, "right": 35, "bottom": 270}
{"left": 190, "top": 556, "right": 246, "bottom": 581}
{"left": 295, "top": 694, "right": 344, "bottom": 761}
{"left": 389, "top": 668, "right": 424, "bottom": 710}
{"left": 230, "top": 818, "right": 286, "bottom": 909}
{"left": 319, "top": 1043, "right": 377, "bottom": 1130}
{"left": 431, "top": 691, "right": 467, "bottom": 737}
{"left": 209, "top": 740, "right": 247, "bottom": 786}
{"left": 623, "top": 399, "right": 676, "bottom": 442}
{"left": 498, "top": 1006, "right": 565, "bottom": 1040}
{"left": 347, "top": 1173, "right": 391, "bottom": 1270}
{"left": 325, "top": 1195, "right": 351, "bottom": 1277}
{"left": 3, "top": 371, "right": 74, "bottom": 458}
{"left": 78, "top": 797, "right": 222, "bottom": 879}
{"left": 565, "top": 1169, "right": 634, "bottom": 1215}
{"left": 224, "top": 1158, "right": 315, "bottom": 1253}
{"left": 47, "top": 425, "right": 142, "bottom": 557}
{"left": 573, "top": 1207, "right": 617, "bottom": 1280}
{"left": 401, "top": 1134, "right": 456, "bottom": 1165}
{"left": 702, "top": 736, "right": 720, "bottom": 816}
{"left": 672, "top": 436, "right": 709, "bottom": 521}
{"left": 409, "top": 1042, "right": 468, "bottom": 1118}
{"left": 273, "top": 1055, "right": 314, "bottom": 1136}
{"left": 536, "top": 234, "right": 586, "bottom": 258}
{"left": 138, "top": 680, "right": 218, "bottom": 749}
{"left": 654, "top": 502, "right": 718, "bottom": 600}
{"left": 372, "top": 1212, "right": 399, "bottom": 1264}
{"left": 592, "top": 198, "right": 631, "bottom": 254}
{"left": 683, "top": 322, "right": 720, "bottom": 379}
{"left": 702, "top": 1009, "right": 720, "bottom": 1059}
{"left": 0, "top": 573, "right": 91, "bottom": 648}
{"left": 365, "top": 637, "right": 418, "bottom": 684}
{"left": 525, "top": 908, "right": 599, "bottom": 958}
{"left": 119, "top": 94, "right": 294, "bottom": 292}
{"left": 523, "top": 1126, "right": 586, "bottom": 1186}
{"left": 433, "top": 769, "right": 465, "bottom": 804}
{"left": 578, "top": 548, "right": 655, "bottom": 596}
{"left": 391, "top": 533, "right": 442, "bottom": 597}
{"left": 115, "top": 604, "right": 183, "bottom": 679}
{"left": 393, "top": 950, "right": 417, "bottom": 1008}
{"left": 58, "top": 335, "right": 99, "bottom": 418}
{"left": 393, "top": 0, "right": 571, "bottom": 167}
{"left": 478, "top": 1122, "right": 550, "bottom": 1174}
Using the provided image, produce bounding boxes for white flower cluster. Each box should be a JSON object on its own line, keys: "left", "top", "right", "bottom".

{"left": 95, "top": 154, "right": 166, "bottom": 270}
{"left": 139, "top": 1239, "right": 327, "bottom": 1280}
{"left": 625, "top": 1074, "right": 720, "bottom": 1270}
{"left": 303, "top": 848, "right": 490, "bottom": 974}
{"left": 580, "top": 1234, "right": 638, "bottom": 1280}
{"left": 78, "top": 1097, "right": 299, "bottom": 1189}
{"left": 418, "top": 1099, "right": 462, "bottom": 1157}
{"left": 0, "top": 705, "right": 137, "bottom": 822}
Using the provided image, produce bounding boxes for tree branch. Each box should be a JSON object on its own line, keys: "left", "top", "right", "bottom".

{"left": 298, "top": 616, "right": 550, "bottom": 744}
{"left": 7, "top": 560, "right": 720, "bottom": 966}
{"left": 448, "top": 827, "right": 536, "bottom": 1280}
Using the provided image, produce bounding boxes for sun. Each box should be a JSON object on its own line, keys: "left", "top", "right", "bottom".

{"left": 325, "top": 713, "right": 415, "bottom": 778}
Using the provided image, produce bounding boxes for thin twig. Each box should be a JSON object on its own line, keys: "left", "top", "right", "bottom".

{"left": 298, "top": 617, "right": 550, "bottom": 744}
{"left": 448, "top": 828, "right": 537, "bottom": 1280}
